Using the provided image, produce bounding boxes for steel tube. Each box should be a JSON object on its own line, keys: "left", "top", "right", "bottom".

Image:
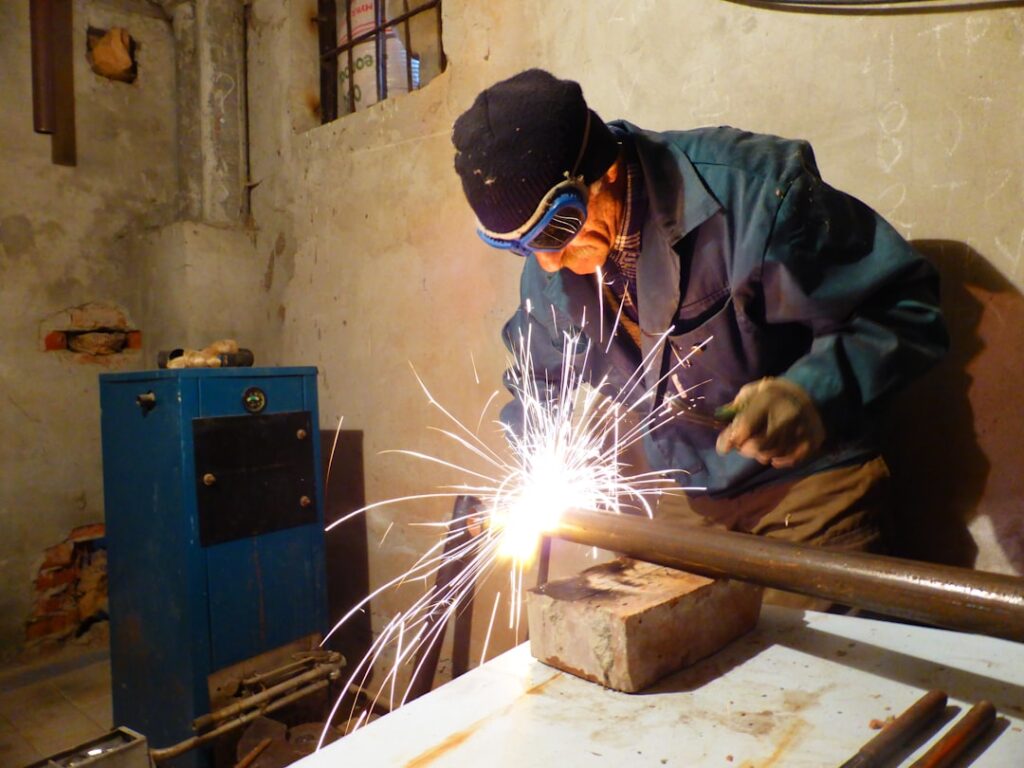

{"left": 29, "top": 0, "right": 55, "bottom": 134}
{"left": 192, "top": 657, "right": 342, "bottom": 732}
{"left": 150, "top": 679, "right": 329, "bottom": 762}
{"left": 554, "top": 508, "right": 1024, "bottom": 642}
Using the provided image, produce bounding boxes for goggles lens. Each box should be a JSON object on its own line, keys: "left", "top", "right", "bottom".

{"left": 527, "top": 199, "right": 587, "bottom": 250}
{"left": 477, "top": 182, "right": 588, "bottom": 257}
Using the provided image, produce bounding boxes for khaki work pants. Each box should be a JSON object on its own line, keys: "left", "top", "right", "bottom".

{"left": 655, "top": 456, "right": 892, "bottom": 611}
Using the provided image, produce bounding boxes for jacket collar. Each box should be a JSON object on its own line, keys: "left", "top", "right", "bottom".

{"left": 534, "top": 123, "right": 724, "bottom": 399}
{"left": 608, "top": 122, "right": 722, "bottom": 395}
{"left": 609, "top": 121, "right": 721, "bottom": 244}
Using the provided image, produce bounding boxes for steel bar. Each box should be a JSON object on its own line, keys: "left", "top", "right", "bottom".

{"left": 344, "top": 0, "right": 355, "bottom": 114}
{"left": 840, "top": 690, "right": 947, "bottom": 768}
{"left": 407, "top": 495, "right": 478, "bottom": 700}
{"left": 192, "top": 655, "right": 342, "bottom": 732}
{"left": 908, "top": 700, "right": 996, "bottom": 768}
{"left": 29, "top": 0, "right": 55, "bottom": 134}
{"left": 316, "top": 0, "right": 338, "bottom": 123}
{"left": 49, "top": 0, "right": 75, "bottom": 165}
{"left": 150, "top": 679, "right": 329, "bottom": 762}
{"left": 554, "top": 508, "right": 1024, "bottom": 642}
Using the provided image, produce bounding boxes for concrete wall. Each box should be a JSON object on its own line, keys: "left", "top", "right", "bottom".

{"left": 0, "top": 0, "right": 178, "bottom": 656}
{"left": 2, "top": 0, "right": 1018, "bottom": 673}
{"left": 247, "top": 0, "right": 1024, "bottom": 686}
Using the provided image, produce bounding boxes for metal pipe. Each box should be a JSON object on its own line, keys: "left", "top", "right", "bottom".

{"left": 373, "top": 0, "right": 386, "bottom": 102}
{"left": 192, "top": 657, "right": 342, "bottom": 732}
{"left": 29, "top": 0, "right": 55, "bottom": 134}
{"left": 908, "top": 700, "right": 996, "bottom": 768}
{"left": 150, "top": 679, "right": 329, "bottom": 762}
{"left": 49, "top": 0, "right": 76, "bottom": 165}
{"left": 840, "top": 689, "right": 947, "bottom": 768}
{"left": 554, "top": 508, "right": 1024, "bottom": 642}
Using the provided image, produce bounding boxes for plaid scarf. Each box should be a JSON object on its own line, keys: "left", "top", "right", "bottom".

{"left": 601, "top": 139, "right": 646, "bottom": 331}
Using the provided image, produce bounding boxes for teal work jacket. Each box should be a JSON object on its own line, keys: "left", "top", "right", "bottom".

{"left": 501, "top": 121, "right": 948, "bottom": 497}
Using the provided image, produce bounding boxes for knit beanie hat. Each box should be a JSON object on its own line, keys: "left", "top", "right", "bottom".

{"left": 452, "top": 69, "right": 620, "bottom": 234}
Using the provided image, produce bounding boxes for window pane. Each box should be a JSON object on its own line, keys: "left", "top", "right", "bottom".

{"left": 407, "top": 7, "right": 443, "bottom": 87}
{"left": 335, "top": 1, "right": 378, "bottom": 114}
{"left": 330, "top": 0, "right": 444, "bottom": 118}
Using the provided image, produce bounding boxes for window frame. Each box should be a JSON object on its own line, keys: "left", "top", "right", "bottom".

{"left": 317, "top": 0, "right": 445, "bottom": 124}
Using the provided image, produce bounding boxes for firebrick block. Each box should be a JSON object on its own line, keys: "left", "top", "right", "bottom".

{"left": 527, "top": 558, "right": 762, "bottom": 692}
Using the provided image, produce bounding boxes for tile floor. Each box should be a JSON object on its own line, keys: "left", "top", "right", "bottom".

{"left": 0, "top": 647, "right": 113, "bottom": 767}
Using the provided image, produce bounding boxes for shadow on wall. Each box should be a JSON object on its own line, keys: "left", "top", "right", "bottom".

{"left": 882, "top": 240, "right": 1024, "bottom": 574}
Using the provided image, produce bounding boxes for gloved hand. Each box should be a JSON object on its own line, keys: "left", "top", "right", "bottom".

{"left": 715, "top": 377, "right": 825, "bottom": 468}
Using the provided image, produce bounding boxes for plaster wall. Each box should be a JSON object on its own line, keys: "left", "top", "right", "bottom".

{"left": 0, "top": 1, "right": 178, "bottom": 655}
{"left": 134, "top": 221, "right": 282, "bottom": 360}
{"left": 248, "top": 0, "right": 1024, "bottom": 685}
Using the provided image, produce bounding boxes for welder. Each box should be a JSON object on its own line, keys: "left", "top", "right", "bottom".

{"left": 451, "top": 69, "right": 948, "bottom": 604}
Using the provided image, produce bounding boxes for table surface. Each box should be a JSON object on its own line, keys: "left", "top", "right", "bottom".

{"left": 296, "top": 606, "right": 1024, "bottom": 767}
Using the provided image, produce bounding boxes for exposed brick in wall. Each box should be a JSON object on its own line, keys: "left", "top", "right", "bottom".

{"left": 26, "top": 524, "right": 109, "bottom": 646}
{"left": 39, "top": 302, "right": 142, "bottom": 363}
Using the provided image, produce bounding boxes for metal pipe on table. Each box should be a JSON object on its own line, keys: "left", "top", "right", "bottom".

{"left": 553, "top": 508, "right": 1024, "bottom": 642}
{"left": 909, "top": 700, "right": 997, "bottom": 768}
{"left": 840, "top": 690, "right": 948, "bottom": 768}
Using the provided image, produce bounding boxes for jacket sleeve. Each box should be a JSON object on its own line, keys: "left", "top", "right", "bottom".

{"left": 499, "top": 300, "right": 591, "bottom": 439}
{"left": 760, "top": 167, "right": 949, "bottom": 441}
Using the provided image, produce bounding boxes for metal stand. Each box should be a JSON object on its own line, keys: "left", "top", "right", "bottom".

{"left": 406, "top": 495, "right": 481, "bottom": 701}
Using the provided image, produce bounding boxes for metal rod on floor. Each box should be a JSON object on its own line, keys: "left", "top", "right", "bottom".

{"left": 192, "top": 654, "right": 343, "bottom": 732}
{"left": 150, "top": 679, "right": 330, "bottom": 763}
{"left": 552, "top": 508, "right": 1024, "bottom": 642}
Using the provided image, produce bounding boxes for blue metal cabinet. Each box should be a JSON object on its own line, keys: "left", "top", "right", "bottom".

{"left": 99, "top": 368, "right": 327, "bottom": 767}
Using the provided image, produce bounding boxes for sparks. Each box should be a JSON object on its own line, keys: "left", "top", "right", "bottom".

{"left": 319, "top": 284, "right": 712, "bottom": 745}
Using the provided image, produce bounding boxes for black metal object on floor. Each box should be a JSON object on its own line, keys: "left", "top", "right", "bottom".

{"left": 406, "top": 495, "right": 481, "bottom": 701}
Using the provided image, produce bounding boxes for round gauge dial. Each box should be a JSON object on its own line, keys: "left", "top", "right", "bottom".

{"left": 242, "top": 386, "right": 267, "bottom": 413}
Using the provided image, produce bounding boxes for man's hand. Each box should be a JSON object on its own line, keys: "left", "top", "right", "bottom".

{"left": 715, "top": 378, "right": 825, "bottom": 468}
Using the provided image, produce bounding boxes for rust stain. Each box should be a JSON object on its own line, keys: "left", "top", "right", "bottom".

{"left": 403, "top": 670, "right": 561, "bottom": 767}
{"left": 738, "top": 718, "right": 807, "bottom": 768}
{"left": 305, "top": 90, "right": 321, "bottom": 119}
{"left": 537, "top": 657, "right": 599, "bottom": 688}
{"left": 525, "top": 670, "right": 564, "bottom": 694}
{"left": 404, "top": 726, "right": 477, "bottom": 768}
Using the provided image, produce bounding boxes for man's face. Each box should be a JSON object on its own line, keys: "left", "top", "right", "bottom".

{"left": 534, "top": 163, "right": 626, "bottom": 275}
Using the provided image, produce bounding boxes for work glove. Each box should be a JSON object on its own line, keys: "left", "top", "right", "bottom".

{"left": 715, "top": 377, "right": 825, "bottom": 469}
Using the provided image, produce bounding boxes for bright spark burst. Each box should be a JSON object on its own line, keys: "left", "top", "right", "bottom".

{"left": 319, "top": 278, "right": 712, "bottom": 745}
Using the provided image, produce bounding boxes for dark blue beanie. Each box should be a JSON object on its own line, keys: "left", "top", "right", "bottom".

{"left": 452, "top": 69, "right": 620, "bottom": 234}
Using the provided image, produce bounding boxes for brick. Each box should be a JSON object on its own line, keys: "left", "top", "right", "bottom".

{"left": 69, "top": 523, "right": 105, "bottom": 542}
{"left": 42, "top": 541, "right": 75, "bottom": 568}
{"left": 76, "top": 552, "right": 109, "bottom": 620}
{"left": 35, "top": 566, "right": 77, "bottom": 591}
{"left": 25, "top": 612, "right": 76, "bottom": 641}
{"left": 67, "top": 331, "right": 127, "bottom": 355}
{"left": 33, "top": 589, "right": 74, "bottom": 617}
{"left": 44, "top": 331, "right": 68, "bottom": 351}
{"left": 527, "top": 558, "right": 763, "bottom": 693}
{"left": 67, "top": 302, "right": 130, "bottom": 331}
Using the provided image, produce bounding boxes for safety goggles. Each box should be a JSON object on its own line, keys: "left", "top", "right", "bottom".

{"left": 477, "top": 177, "right": 589, "bottom": 257}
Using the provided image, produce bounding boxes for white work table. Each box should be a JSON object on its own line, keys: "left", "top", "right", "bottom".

{"left": 297, "top": 606, "right": 1024, "bottom": 767}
